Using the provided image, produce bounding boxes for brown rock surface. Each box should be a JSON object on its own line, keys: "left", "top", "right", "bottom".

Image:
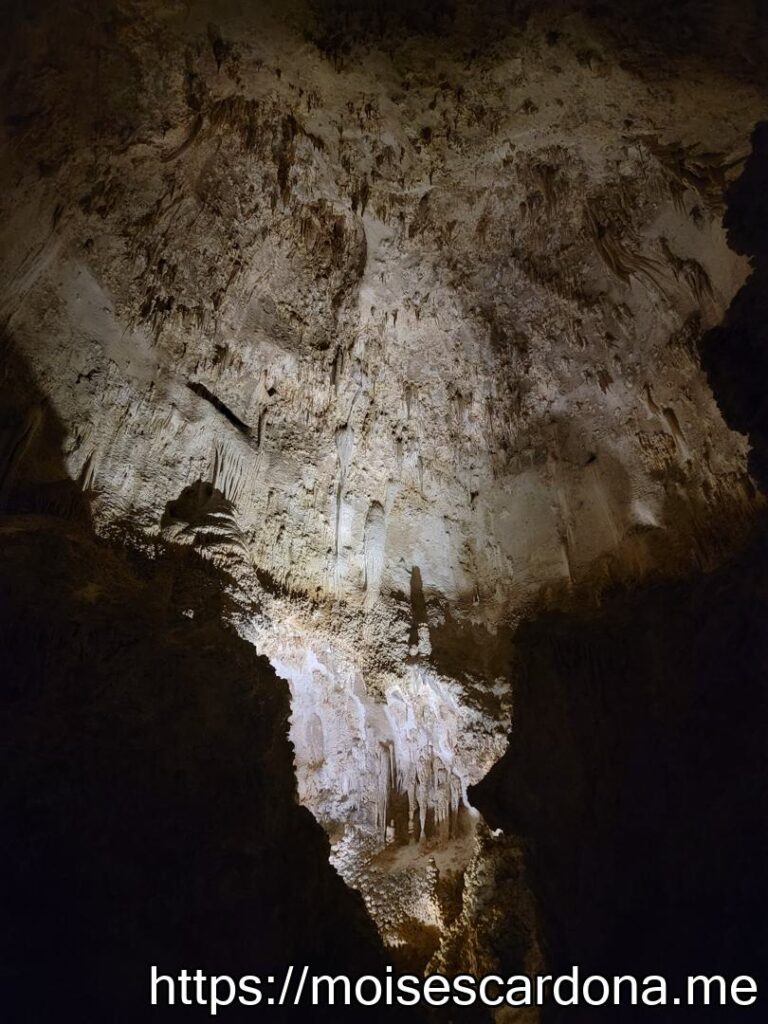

{"left": 2, "top": 0, "right": 767, "bottom": 1015}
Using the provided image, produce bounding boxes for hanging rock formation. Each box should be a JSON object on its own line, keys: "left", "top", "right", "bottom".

{"left": 1, "top": 0, "right": 767, "bottom": 1013}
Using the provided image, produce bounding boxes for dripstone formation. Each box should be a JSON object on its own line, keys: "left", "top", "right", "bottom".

{"left": 1, "top": 1, "right": 766, "bottom": 1019}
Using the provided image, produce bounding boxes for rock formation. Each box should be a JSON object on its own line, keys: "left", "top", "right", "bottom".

{"left": 1, "top": 0, "right": 767, "bottom": 1018}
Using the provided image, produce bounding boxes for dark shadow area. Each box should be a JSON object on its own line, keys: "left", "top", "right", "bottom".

{"left": 473, "top": 530, "right": 768, "bottom": 1020}
{"left": 308, "top": 0, "right": 768, "bottom": 77}
{"left": 472, "top": 122, "right": 768, "bottom": 1020}
{"left": 700, "top": 122, "right": 768, "bottom": 490}
{"left": 0, "top": 337, "right": 419, "bottom": 1022}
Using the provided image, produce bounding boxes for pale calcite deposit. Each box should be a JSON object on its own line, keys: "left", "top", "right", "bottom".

{"left": 1, "top": 0, "right": 765, "bottom": 981}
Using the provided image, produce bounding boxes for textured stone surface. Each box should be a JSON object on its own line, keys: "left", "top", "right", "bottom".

{"left": 474, "top": 118, "right": 768, "bottom": 1021}
{"left": 0, "top": 344, "right": 406, "bottom": 1022}
{"left": 2, "top": 0, "right": 767, "bottom": 999}
{"left": 3, "top": 1, "right": 763, "bottom": 625}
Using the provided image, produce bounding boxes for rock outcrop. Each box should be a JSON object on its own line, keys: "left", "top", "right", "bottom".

{"left": 474, "top": 118, "right": 768, "bottom": 1022}
{"left": 2, "top": 0, "right": 767, "bottom": 1010}
{"left": 0, "top": 342, "right": 414, "bottom": 1021}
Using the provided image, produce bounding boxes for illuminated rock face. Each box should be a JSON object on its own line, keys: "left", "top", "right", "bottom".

{"left": 1, "top": 0, "right": 766, "bottom": 983}
{"left": 270, "top": 646, "right": 479, "bottom": 839}
{"left": 258, "top": 631, "right": 507, "bottom": 964}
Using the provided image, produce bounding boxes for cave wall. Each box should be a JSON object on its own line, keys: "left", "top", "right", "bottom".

{"left": 473, "top": 122, "right": 768, "bottom": 1021}
{"left": 2, "top": 0, "right": 768, "bottom": 1014}
{"left": 0, "top": 342, "right": 415, "bottom": 1022}
{"left": 2, "top": 0, "right": 764, "bottom": 650}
